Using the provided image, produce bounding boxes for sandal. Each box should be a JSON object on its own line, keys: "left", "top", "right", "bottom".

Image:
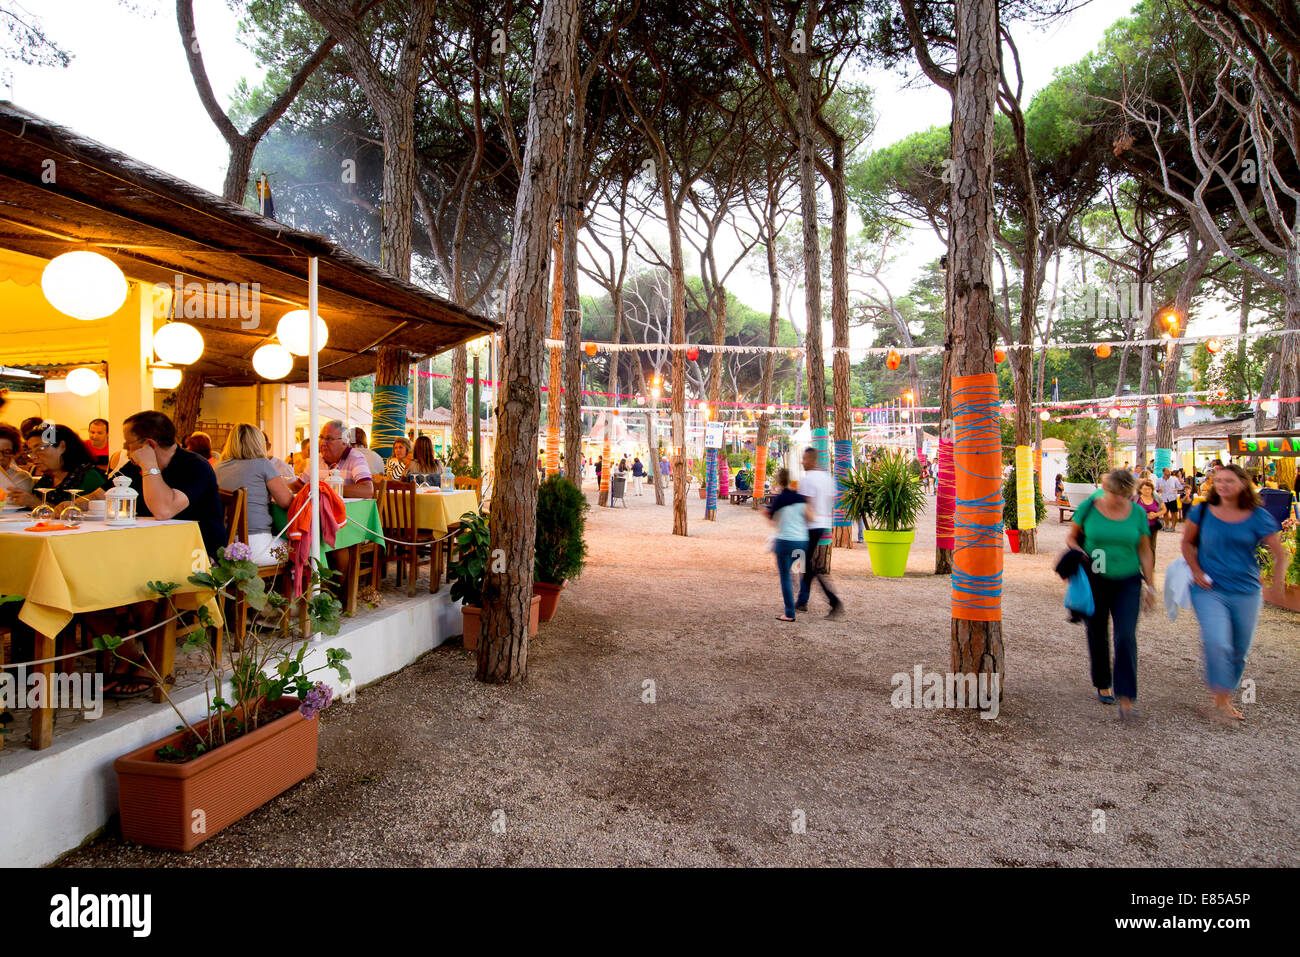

{"left": 103, "top": 659, "right": 156, "bottom": 699}
{"left": 775, "top": 615, "right": 795, "bottom": 622}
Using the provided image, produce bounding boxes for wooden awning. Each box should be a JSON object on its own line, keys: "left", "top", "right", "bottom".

{"left": 0, "top": 101, "right": 498, "bottom": 386}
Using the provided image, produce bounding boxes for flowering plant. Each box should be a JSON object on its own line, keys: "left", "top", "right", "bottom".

{"left": 94, "top": 542, "right": 351, "bottom": 760}
{"left": 1257, "top": 516, "right": 1299, "bottom": 587}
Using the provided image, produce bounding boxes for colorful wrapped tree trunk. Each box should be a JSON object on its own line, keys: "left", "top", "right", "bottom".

{"left": 753, "top": 446, "right": 768, "bottom": 505}
{"left": 952, "top": 374, "right": 1003, "bottom": 622}
{"left": 546, "top": 224, "right": 564, "bottom": 477}
{"left": 719, "top": 453, "right": 730, "bottom": 499}
{"left": 936, "top": 437, "right": 956, "bottom": 550}
{"left": 1153, "top": 447, "right": 1173, "bottom": 474}
{"left": 373, "top": 345, "right": 410, "bottom": 458}
{"left": 599, "top": 427, "right": 611, "bottom": 506}
{"left": 705, "top": 448, "right": 718, "bottom": 517}
{"left": 833, "top": 439, "right": 853, "bottom": 542}
{"left": 1015, "top": 445, "right": 1036, "bottom": 531}
{"left": 813, "top": 427, "right": 831, "bottom": 550}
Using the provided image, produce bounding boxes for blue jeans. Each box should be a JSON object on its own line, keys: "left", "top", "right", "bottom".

{"left": 1084, "top": 573, "right": 1141, "bottom": 699}
{"left": 774, "top": 538, "right": 802, "bottom": 618}
{"left": 1189, "top": 586, "right": 1262, "bottom": 694}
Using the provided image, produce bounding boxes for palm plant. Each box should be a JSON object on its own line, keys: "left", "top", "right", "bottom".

{"left": 862, "top": 451, "right": 926, "bottom": 532}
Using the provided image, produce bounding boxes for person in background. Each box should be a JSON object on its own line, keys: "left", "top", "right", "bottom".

{"left": 1065, "top": 469, "right": 1156, "bottom": 719}
{"left": 16, "top": 423, "right": 108, "bottom": 509}
{"left": 0, "top": 424, "right": 34, "bottom": 498}
{"left": 121, "top": 411, "right": 226, "bottom": 554}
{"left": 595, "top": 456, "right": 602, "bottom": 486}
{"left": 186, "top": 430, "right": 219, "bottom": 467}
{"left": 217, "top": 424, "right": 295, "bottom": 565}
{"left": 290, "top": 419, "right": 373, "bottom": 499}
{"left": 1135, "top": 478, "right": 1167, "bottom": 557}
{"left": 19, "top": 418, "right": 46, "bottom": 476}
{"left": 618, "top": 455, "right": 629, "bottom": 474}
{"left": 766, "top": 467, "right": 815, "bottom": 622}
{"left": 1182, "top": 464, "right": 1289, "bottom": 723}
{"left": 386, "top": 436, "right": 413, "bottom": 480}
{"left": 85, "top": 417, "right": 111, "bottom": 469}
{"left": 1159, "top": 467, "right": 1182, "bottom": 531}
{"left": 411, "top": 435, "right": 439, "bottom": 478}
{"left": 631, "top": 456, "right": 645, "bottom": 496}
{"left": 795, "top": 446, "right": 844, "bottom": 620}
{"left": 262, "top": 430, "right": 296, "bottom": 480}
{"left": 1054, "top": 473, "right": 1065, "bottom": 503}
{"left": 293, "top": 438, "right": 312, "bottom": 473}
{"left": 351, "top": 427, "right": 385, "bottom": 478}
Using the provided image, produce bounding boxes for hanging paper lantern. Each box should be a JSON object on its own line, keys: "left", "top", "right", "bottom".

{"left": 1161, "top": 394, "right": 1173, "bottom": 406}
{"left": 584, "top": 342, "right": 598, "bottom": 357}
{"left": 886, "top": 349, "right": 901, "bottom": 370}
{"left": 41, "top": 251, "right": 128, "bottom": 320}
{"left": 276, "top": 310, "right": 329, "bottom": 356}
{"left": 65, "top": 367, "right": 102, "bottom": 396}
{"left": 149, "top": 362, "right": 182, "bottom": 390}
{"left": 252, "top": 343, "right": 293, "bottom": 379}
{"left": 153, "top": 322, "right": 205, "bottom": 365}
{"left": 994, "top": 348, "right": 1006, "bottom": 364}
{"left": 1096, "top": 343, "right": 1112, "bottom": 358}
{"left": 1206, "top": 337, "right": 1222, "bottom": 354}
{"left": 636, "top": 395, "right": 645, "bottom": 406}
{"left": 1039, "top": 410, "right": 1050, "bottom": 421}
{"left": 686, "top": 346, "right": 699, "bottom": 361}
{"left": 1108, "top": 407, "right": 1121, "bottom": 419}
{"left": 854, "top": 411, "right": 863, "bottom": 422}
{"left": 612, "top": 408, "right": 619, "bottom": 416}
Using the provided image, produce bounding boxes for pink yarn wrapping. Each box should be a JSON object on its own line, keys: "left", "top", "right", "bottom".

{"left": 936, "top": 436, "right": 956, "bottom": 550}
{"left": 719, "top": 455, "right": 730, "bottom": 498}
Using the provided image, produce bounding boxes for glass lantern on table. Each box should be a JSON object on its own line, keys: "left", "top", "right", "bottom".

{"left": 326, "top": 467, "right": 345, "bottom": 500}
{"left": 105, "top": 474, "right": 139, "bottom": 525}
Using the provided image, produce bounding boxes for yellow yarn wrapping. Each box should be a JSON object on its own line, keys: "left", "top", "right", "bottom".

{"left": 1016, "top": 445, "right": 1036, "bottom": 530}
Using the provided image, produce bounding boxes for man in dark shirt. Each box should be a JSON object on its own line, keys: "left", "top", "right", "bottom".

{"left": 120, "top": 410, "right": 226, "bottom": 559}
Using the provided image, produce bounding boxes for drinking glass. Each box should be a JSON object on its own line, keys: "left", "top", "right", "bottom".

{"left": 61, "top": 495, "right": 85, "bottom": 527}
{"left": 30, "top": 487, "right": 55, "bottom": 523}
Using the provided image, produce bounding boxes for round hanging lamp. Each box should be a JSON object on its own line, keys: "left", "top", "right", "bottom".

{"left": 65, "top": 367, "right": 102, "bottom": 396}
{"left": 276, "top": 310, "right": 329, "bottom": 356}
{"left": 153, "top": 322, "right": 205, "bottom": 365}
{"left": 41, "top": 251, "right": 128, "bottom": 321}
{"left": 253, "top": 343, "right": 294, "bottom": 379}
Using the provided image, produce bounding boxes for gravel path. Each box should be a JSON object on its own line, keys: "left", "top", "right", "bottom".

{"left": 62, "top": 483, "right": 1300, "bottom": 867}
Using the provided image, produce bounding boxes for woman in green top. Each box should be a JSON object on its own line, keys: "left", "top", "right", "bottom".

{"left": 16, "top": 423, "right": 108, "bottom": 509}
{"left": 1065, "top": 469, "right": 1156, "bottom": 719}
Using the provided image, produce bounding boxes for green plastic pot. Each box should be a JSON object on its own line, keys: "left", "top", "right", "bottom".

{"left": 862, "top": 529, "right": 916, "bottom": 577}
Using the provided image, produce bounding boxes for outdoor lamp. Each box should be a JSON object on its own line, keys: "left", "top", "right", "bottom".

{"left": 105, "top": 474, "right": 138, "bottom": 526}
{"left": 149, "top": 362, "right": 182, "bottom": 390}
{"left": 466, "top": 336, "right": 489, "bottom": 359}
{"left": 277, "top": 310, "right": 329, "bottom": 356}
{"left": 153, "top": 322, "right": 205, "bottom": 365}
{"left": 1039, "top": 410, "right": 1050, "bottom": 421}
{"left": 65, "top": 367, "right": 102, "bottom": 396}
{"left": 41, "top": 251, "right": 128, "bottom": 320}
{"left": 252, "top": 343, "right": 294, "bottom": 379}
{"left": 1108, "top": 408, "right": 1121, "bottom": 419}
{"left": 1206, "top": 337, "right": 1222, "bottom": 354}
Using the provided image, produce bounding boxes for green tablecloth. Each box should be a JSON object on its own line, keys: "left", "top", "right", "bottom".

{"left": 271, "top": 498, "right": 384, "bottom": 563}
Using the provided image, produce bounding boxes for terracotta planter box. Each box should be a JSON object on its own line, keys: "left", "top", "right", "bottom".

{"left": 114, "top": 698, "right": 318, "bottom": 852}
{"left": 1263, "top": 581, "right": 1300, "bottom": 613}
{"left": 461, "top": 596, "right": 540, "bottom": 651}
{"left": 532, "top": 580, "right": 564, "bottom": 623}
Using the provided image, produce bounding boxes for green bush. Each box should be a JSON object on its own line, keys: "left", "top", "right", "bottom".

{"left": 1066, "top": 431, "right": 1109, "bottom": 484}
{"left": 1001, "top": 469, "right": 1047, "bottom": 529}
{"left": 535, "top": 476, "right": 589, "bottom": 585}
{"left": 863, "top": 450, "right": 926, "bottom": 532}
{"left": 838, "top": 462, "right": 874, "bottom": 524}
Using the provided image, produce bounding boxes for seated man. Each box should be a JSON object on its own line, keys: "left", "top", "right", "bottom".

{"left": 85, "top": 417, "right": 112, "bottom": 469}
{"left": 290, "top": 419, "right": 374, "bottom": 499}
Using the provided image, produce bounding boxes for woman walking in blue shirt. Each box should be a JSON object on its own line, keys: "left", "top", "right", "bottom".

{"left": 1182, "top": 464, "right": 1290, "bottom": 722}
{"left": 766, "top": 468, "right": 815, "bottom": 621}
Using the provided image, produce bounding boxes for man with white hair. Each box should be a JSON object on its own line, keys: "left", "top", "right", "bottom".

{"left": 291, "top": 419, "right": 373, "bottom": 499}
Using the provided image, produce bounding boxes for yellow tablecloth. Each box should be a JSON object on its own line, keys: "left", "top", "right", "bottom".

{"left": 0, "top": 518, "right": 220, "bottom": 636}
{"left": 413, "top": 490, "right": 479, "bottom": 535}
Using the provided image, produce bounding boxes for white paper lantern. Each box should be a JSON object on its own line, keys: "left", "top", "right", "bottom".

{"left": 253, "top": 343, "right": 294, "bottom": 379}
{"left": 41, "top": 251, "right": 128, "bottom": 320}
{"left": 276, "top": 310, "right": 329, "bottom": 356}
{"left": 65, "top": 367, "right": 102, "bottom": 396}
{"left": 150, "top": 362, "right": 183, "bottom": 390}
{"left": 153, "top": 322, "right": 205, "bottom": 365}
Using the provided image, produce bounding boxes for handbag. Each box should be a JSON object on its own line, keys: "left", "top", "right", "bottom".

{"left": 1065, "top": 565, "right": 1095, "bottom": 617}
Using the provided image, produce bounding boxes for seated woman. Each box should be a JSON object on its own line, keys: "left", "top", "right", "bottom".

{"left": 0, "top": 423, "right": 35, "bottom": 498}
{"left": 216, "top": 424, "right": 295, "bottom": 565}
{"left": 15, "top": 423, "right": 108, "bottom": 509}
{"left": 385, "top": 436, "right": 413, "bottom": 480}
{"left": 411, "top": 435, "right": 439, "bottom": 483}
{"left": 186, "top": 430, "right": 220, "bottom": 467}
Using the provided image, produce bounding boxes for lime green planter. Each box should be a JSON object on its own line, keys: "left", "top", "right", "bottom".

{"left": 863, "top": 529, "right": 916, "bottom": 577}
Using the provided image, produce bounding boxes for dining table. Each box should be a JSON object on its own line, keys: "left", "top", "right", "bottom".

{"left": 412, "top": 488, "right": 479, "bottom": 537}
{"left": 269, "top": 497, "right": 385, "bottom": 615}
{"left": 0, "top": 509, "right": 221, "bottom": 749}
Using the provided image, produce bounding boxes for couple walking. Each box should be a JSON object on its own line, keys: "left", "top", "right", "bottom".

{"left": 767, "top": 446, "right": 844, "bottom": 621}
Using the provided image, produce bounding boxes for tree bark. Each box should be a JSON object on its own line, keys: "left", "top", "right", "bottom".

{"left": 753, "top": 175, "right": 782, "bottom": 511}
{"left": 949, "top": 0, "right": 1004, "bottom": 688}
{"left": 477, "top": 0, "right": 577, "bottom": 684}
{"left": 1156, "top": 228, "right": 1214, "bottom": 450}
{"left": 172, "top": 367, "right": 205, "bottom": 445}
{"left": 827, "top": 126, "right": 852, "bottom": 551}
{"left": 795, "top": 3, "right": 826, "bottom": 434}
{"left": 451, "top": 346, "right": 468, "bottom": 453}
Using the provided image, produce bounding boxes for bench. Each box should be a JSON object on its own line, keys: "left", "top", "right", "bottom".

{"left": 1056, "top": 500, "right": 1075, "bottom": 523}
{"left": 730, "top": 491, "right": 752, "bottom": 504}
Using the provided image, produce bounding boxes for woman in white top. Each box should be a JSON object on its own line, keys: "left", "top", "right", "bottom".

{"left": 0, "top": 424, "right": 34, "bottom": 498}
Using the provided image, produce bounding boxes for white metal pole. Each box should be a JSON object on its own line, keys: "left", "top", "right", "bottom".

{"left": 308, "top": 257, "right": 321, "bottom": 597}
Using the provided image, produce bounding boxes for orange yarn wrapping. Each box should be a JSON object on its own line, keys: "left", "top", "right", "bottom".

{"left": 752, "top": 446, "right": 768, "bottom": 503}
{"left": 951, "top": 373, "right": 1003, "bottom": 622}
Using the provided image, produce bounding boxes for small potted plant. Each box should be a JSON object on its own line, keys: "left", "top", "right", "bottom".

{"left": 533, "top": 475, "right": 588, "bottom": 622}
{"left": 102, "top": 546, "right": 350, "bottom": 851}
{"left": 1064, "top": 430, "right": 1109, "bottom": 505}
{"left": 1001, "top": 468, "right": 1047, "bottom": 552}
{"left": 450, "top": 510, "right": 540, "bottom": 649}
{"left": 1259, "top": 516, "right": 1300, "bottom": 612}
{"left": 859, "top": 451, "right": 926, "bottom": 577}
{"left": 694, "top": 457, "right": 708, "bottom": 498}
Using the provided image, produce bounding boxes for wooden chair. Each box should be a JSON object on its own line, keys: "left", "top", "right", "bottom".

{"left": 356, "top": 477, "right": 386, "bottom": 594}
{"left": 217, "top": 487, "right": 298, "bottom": 648}
{"left": 381, "top": 481, "right": 437, "bottom": 596}
{"left": 454, "top": 474, "right": 482, "bottom": 502}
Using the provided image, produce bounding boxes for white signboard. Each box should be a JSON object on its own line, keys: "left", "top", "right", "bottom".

{"left": 704, "top": 421, "right": 724, "bottom": 450}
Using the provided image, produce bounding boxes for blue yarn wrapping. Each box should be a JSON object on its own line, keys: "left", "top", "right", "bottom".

{"left": 705, "top": 447, "right": 718, "bottom": 511}
{"left": 951, "top": 377, "right": 1003, "bottom": 616}
{"left": 371, "top": 384, "right": 408, "bottom": 458}
{"left": 1154, "top": 447, "right": 1173, "bottom": 474}
{"left": 812, "top": 428, "right": 831, "bottom": 545}
{"left": 833, "top": 439, "right": 853, "bottom": 527}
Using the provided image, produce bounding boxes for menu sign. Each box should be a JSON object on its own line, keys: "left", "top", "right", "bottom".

{"left": 1230, "top": 434, "right": 1298, "bottom": 456}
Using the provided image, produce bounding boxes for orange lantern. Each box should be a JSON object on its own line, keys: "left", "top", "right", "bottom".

{"left": 1206, "top": 337, "right": 1222, "bottom": 354}
{"left": 584, "top": 342, "right": 598, "bottom": 357}
{"left": 994, "top": 348, "right": 1006, "bottom": 364}
{"left": 886, "top": 348, "right": 901, "bottom": 370}
{"left": 1096, "top": 343, "right": 1112, "bottom": 358}
{"left": 1161, "top": 395, "right": 1173, "bottom": 406}
{"left": 686, "top": 346, "right": 699, "bottom": 361}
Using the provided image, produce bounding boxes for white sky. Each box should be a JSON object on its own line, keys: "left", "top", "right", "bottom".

{"left": 8, "top": 0, "right": 1225, "bottom": 349}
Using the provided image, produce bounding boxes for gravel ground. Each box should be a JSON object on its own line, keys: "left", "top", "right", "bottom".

{"left": 61, "top": 483, "right": 1300, "bottom": 867}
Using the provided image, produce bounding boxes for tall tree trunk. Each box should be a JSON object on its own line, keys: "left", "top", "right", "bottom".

{"left": 828, "top": 128, "right": 852, "bottom": 551}
{"left": 753, "top": 185, "right": 782, "bottom": 511}
{"left": 795, "top": 3, "right": 826, "bottom": 434}
{"left": 172, "top": 367, "right": 205, "bottom": 445}
{"left": 1277, "top": 252, "right": 1300, "bottom": 432}
{"left": 478, "top": 0, "right": 577, "bottom": 683}
{"left": 451, "top": 346, "right": 468, "bottom": 453}
{"left": 1156, "top": 229, "right": 1214, "bottom": 451}
{"left": 546, "top": 225, "right": 565, "bottom": 475}
{"left": 949, "top": 0, "right": 1003, "bottom": 689}
{"left": 562, "top": 164, "right": 584, "bottom": 485}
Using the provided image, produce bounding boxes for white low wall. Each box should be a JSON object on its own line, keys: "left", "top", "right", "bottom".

{"left": 0, "top": 590, "right": 461, "bottom": 867}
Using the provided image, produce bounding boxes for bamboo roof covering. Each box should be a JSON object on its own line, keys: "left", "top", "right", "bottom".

{"left": 0, "top": 101, "right": 498, "bottom": 386}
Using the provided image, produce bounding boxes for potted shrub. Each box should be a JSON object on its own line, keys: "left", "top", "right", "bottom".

{"left": 101, "top": 546, "right": 350, "bottom": 851}
{"left": 1064, "top": 429, "right": 1109, "bottom": 505}
{"left": 1259, "top": 516, "right": 1300, "bottom": 612}
{"left": 533, "top": 475, "right": 588, "bottom": 622}
{"left": 694, "top": 457, "right": 708, "bottom": 498}
{"left": 450, "top": 510, "right": 539, "bottom": 650}
{"left": 859, "top": 451, "right": 926, "bottom": 577}
{"left": 1001, "top": 468, "right": 1047, "bottom": 552}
